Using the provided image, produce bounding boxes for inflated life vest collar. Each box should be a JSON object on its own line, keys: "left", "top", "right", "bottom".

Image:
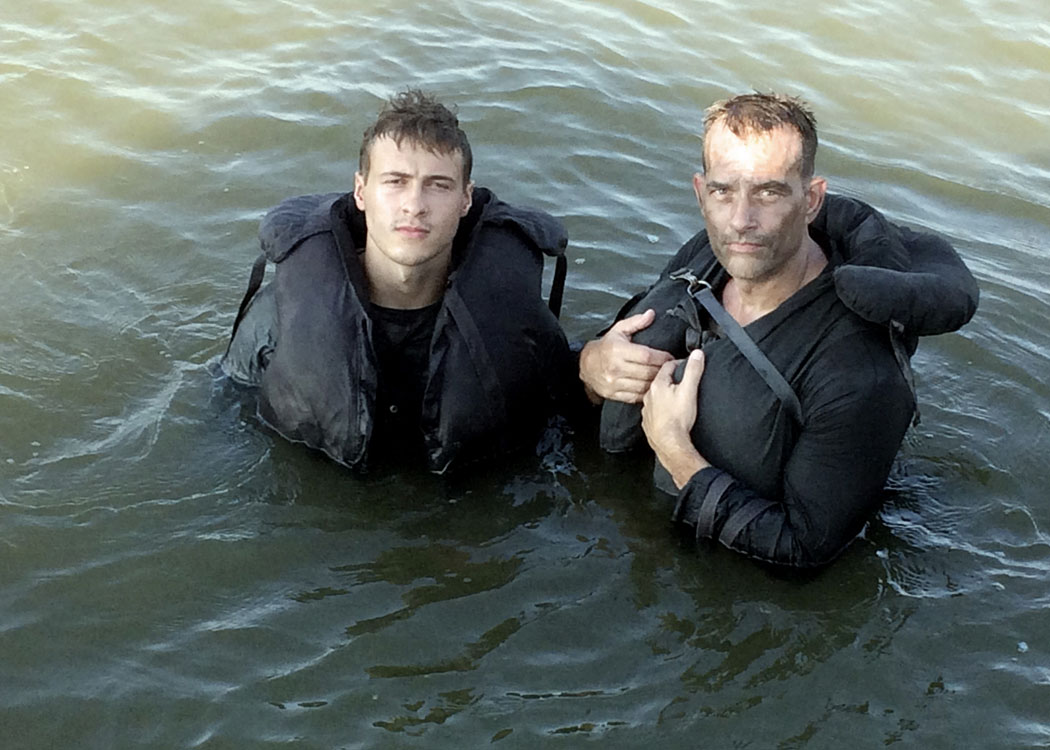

{"left": 259, "top": 192, "right": 345, "bottom": 263}
{"left": 812, "top": 194, "right": 910, "bottom": 271}
{"left": 812, "top": 194, "right": 978, "bottom": 336}
{"left": 473, "top": 190, "right": 569, "bottom": 258}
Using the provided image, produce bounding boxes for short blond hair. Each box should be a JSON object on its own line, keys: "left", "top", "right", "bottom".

{"left": 702, "top": 93, "right": 818, "bottom": 179}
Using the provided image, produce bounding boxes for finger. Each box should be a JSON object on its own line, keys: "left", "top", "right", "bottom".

{"left": 611, "top": 309, "right": 657, "bottom": 337}
{"left": 617, "top": 342, "right": 675, "bottom": 368}
{"left": 653, "top": 357, "right": 678, "bottom": 386}
{"left": 677, "top": 349, "right": 706, "bottom": 394}
{"left": 614, "top": 389, "right": 648, "bottom": 405}
{"left": 610, "top": 359, "right": 669, "bottom": 384}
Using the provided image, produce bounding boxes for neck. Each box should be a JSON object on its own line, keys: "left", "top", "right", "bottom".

{"left": 723, "top": 237, "right": 827, "bottom": 326}
{"left": 363, "top": 249, "right": 451, "bottom": 310}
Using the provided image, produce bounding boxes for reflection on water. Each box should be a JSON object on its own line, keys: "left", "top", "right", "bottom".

{"left": 2, "top": 0, "right": 1050, "bottom": 746}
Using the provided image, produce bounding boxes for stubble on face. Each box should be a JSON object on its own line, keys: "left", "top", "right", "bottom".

{"left": 696, "top": 124, "right": 816, "bottom": 284}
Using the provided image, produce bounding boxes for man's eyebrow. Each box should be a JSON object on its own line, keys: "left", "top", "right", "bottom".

{"left": 752, "top": 180, "right": 792, "bottom": 192}
{"left": 378, "top": 170, "right": 457, "bottom": 183}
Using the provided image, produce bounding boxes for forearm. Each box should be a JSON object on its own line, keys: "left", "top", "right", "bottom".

{"left": 671, "top": 467, "right": 872, "bottom": 569}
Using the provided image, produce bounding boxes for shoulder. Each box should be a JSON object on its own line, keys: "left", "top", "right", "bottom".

{"left": 469, "top": 187, "right": 568, "bottom": 258}
{"left": 798, "top": 307, "right": 912, "bottom": 416}
{"left": 259, "top": 192, "right": 348, "bottom": 263}
{"left": 816, "top": 193, "right": 979, "bottom": 337}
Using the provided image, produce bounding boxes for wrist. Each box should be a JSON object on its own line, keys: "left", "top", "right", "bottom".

{"left": 578, "top": 340, "right": 601, "bottom": 398}
{"left": 657, "top": 440, "right": 707, "bottom": 489}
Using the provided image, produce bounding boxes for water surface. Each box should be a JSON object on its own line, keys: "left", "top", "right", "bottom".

{"left": 2, "top": 0, "right": 1049, "bottom": 747}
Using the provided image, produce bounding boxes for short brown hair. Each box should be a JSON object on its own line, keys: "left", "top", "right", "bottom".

{"left": 702, "top": 93, "right": 818, "bottom": 179}
{"left": 358, "top": 89, "right": 472, "bottom": 183}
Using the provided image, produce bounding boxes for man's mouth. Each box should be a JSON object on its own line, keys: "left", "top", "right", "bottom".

{"left": 396, "top": 225, "right": 430, "bottom": 238}
{"left": 727, "top": 239, "right": 764, "bottom": 252}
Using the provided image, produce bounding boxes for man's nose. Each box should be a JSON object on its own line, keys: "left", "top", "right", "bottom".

{"left": 728, "top": 195, "right": 757, "bottom": 232}
{"left": 401, "top": 184, "right": 427, "bottom": 215}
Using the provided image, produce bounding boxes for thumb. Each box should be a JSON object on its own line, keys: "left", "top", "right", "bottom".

{"left": 613, "top": 308, "right": 657, "bottom": 338}
{"left": 678, "top": 349, "right": 705, "bottom": 393}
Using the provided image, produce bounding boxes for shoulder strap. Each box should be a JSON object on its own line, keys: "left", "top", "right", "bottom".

{"left": 889, "top": 320, "right": 921, "bottom": 426}
{"left": 670, "top": 269, "right": 803, "bottom": 425}
{"left": 548, "top": 254, "right": 567, "bottom": 319}
{"left": 226, "top": 252, "right": 268, "bottom": 354}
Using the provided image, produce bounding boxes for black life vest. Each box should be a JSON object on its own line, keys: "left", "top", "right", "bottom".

{"left": 229, "top": 188, "right": 572, "bottom": 473}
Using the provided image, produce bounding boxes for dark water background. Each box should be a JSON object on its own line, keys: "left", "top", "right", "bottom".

{"left": 2, "top": 0, "right": 1049, "bottom": 747}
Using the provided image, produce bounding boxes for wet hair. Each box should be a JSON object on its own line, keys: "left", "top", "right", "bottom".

{"left": 701, "top": 93, "right": 818, "bottom": 179}
{"left": 358, "top": 89, "right": 473, "bottom": 184}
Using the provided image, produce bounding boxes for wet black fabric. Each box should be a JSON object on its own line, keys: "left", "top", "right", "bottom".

{"left": 221, "top": 187, "right": 574, "bottom": 473}
{"left": 369, "top": 302, "right": 440, "bottom": 468}
{"left": 599, "top": 194, "right": 979, "bottom": 569}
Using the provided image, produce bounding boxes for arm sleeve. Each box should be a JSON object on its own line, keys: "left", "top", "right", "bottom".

{"left": 672, "top": 333, "right": 915, "bottom": 569}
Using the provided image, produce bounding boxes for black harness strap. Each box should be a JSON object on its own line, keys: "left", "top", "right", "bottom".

{"left": 696, "top": 471, "right": 735, "bottom": 540}
{"left": 670, "top": 269, "right": 803, "bottom": 425}
{"left": 444, "top": 286, "right": 508, "bottom": 427}
{"left": 226, "top": 252, "right": 268, "bottom": 355}
{"left": 718, "top": 498, "right": 776, "bottom": 548}
{"left": 548, "top": 254, "right": 567, "bottom": 319}
{"left": 889, "top": 320, "right": 921, "bottom": 426}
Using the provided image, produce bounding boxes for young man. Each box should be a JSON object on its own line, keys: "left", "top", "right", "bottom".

{"left": 580, "top": 93, "right": 979, "bottom": 569}
{"left": 223, "top": 90, "right": 574, "bottom": 473}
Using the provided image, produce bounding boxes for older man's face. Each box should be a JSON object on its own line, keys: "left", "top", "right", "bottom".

{"left": 694, "top": 122, "right": 823, "bottom": 283}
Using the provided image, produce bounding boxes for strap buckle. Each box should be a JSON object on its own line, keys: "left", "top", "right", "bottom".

{"left": 668, "top": 268, "right": 712, "bottom": 297}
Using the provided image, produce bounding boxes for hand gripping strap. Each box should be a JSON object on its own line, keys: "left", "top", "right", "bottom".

{"left": 669, "top": 269, "right": 803, "bottom": 425}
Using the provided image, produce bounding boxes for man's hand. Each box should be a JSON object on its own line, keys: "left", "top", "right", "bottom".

{"left": 579, "top": 309, "right": 675, "bottom": 404}
{"left": 642, "top": 349, "right": 709, "bottom": 489}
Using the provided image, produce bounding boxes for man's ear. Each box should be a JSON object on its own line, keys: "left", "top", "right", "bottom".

{"left": 353, "top": 171, "right": 367, "bottom": 211}
{"left": 460, "top": 181, "right": 474, "bottom": 217}
{"left": 692, "top": 172, "right": 705, "bottom": 210}
{"left": 805, "top": 176, "right": 827, "bottom": 222}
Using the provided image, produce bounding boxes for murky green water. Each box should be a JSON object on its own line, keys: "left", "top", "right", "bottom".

{"left": 2, "top": 0, "right": 1049, "bottom": 747}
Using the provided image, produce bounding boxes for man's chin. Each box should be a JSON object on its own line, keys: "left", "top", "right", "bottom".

{"left": 389, "top": 247, "right": 448, "bottom": 268}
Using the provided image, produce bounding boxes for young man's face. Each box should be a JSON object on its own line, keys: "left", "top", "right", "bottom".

{"left": 693, "top": 122, "right": 825, "bottom": 283}
{"left": 354, "top": 136, "right": 473, "bottom": 277}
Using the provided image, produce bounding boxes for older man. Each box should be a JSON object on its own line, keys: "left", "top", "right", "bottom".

{"left": 581, "top": 93, "right": 978, "bottom": 569}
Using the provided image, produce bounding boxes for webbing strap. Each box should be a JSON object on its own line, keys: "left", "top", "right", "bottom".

{"left": 696, "top": 471, "right": 735, "bottom": 540}
{"left": 889, "top": 320, "right": 921, "bottom": 427}
{"left": 669, "top": 269, "right": 803, "bottom": 425}
{"left": 444, "top": 287, "right": 508, "bottom": 426}
{"left": 548, "top": 254, "right": 567, "bottom": 319}
{"left": 226, "top": 252, "right": 268, "bottom": 355}
{"left": 718, "top": 498, "right": 776, "bottom": 547}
